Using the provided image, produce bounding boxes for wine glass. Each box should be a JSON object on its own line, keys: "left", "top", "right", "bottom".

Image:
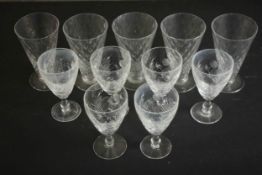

{"left": 134, "top": 84, "right": 179, "bottom": 159}
{"left": 112, "top": 12, "right": 158, "bottom": 90}
{"left": 14, "top": 12, "right": 59, "bottom": 91}
{"left": 37, "top": 48, "right": 81, "bottom": 122}
{"left": 63, "top": 13, "right": 108, "bottom": 91}
{"left": 190, "top": 49, "right": 234, "bottom": 124}
{"left": 84, "top": 84, "right": 129, "bottom": 160}
{"left": 161, "top": 13, "right": 206, "bottom": 93}
{"left": 212, "top": 13, "right": 258, "bottom": 93}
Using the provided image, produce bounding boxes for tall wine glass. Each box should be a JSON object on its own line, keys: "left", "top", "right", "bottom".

{"left": 134, "top": 84, "right": 179, "bottom": 159}
{"left": 112, "top": 12, "right": 158, "bottom": 90}
{"left": 14, "top": 12, "right": 59, "bottom": 91}
{"left": 63, "top": 13, "right": 108, "bottom": 91}
{"left": 161, "top": 13, "right": 206, "bottom": 93}
{"left": 212, "top": 13, "right": 258, "bottom": 93}
{"left": 84, "top": 84, "right": 129, "bottom": 160}
{"left": 191, "top": 49, "right": 234, "bottom": 124}
{"left": 37, "top": 48, "right": 81, "bottom": 122}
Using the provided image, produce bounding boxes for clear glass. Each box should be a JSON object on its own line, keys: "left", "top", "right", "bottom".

{"left": 63, "top": 13, "right": 108, "bottom": 91}
{"left": 14, "top": 12, "right": 59, "bottom": 91}
{"left": 161, "top": 13, "right": 206, "bottom": 93}
{"left": 112, "top": 12, "right": 158, "bottom": 90}
{"left": 212, "top": 13, "right": 258, "bottom": 93}
{"left": 141, "top": 47, "right": 182, "bottom": 105}
{"left": 84, "top": 84, "right": 129, "bottom": 160}
{"left": 134, "top": 84, "right": 179, "bottom": 159}
{"left": 90, "top": 46, "right": 131, "bottom": 94}
{"left": 190, "top": 49, "right": 234, "bottom": 124}
{"left": 37, "top": 48, "right": 81, "bottom": 122}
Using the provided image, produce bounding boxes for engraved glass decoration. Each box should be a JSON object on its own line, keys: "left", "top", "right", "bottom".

{"left": 84, "top": 46, "right": 131, "bottom": 159}
{"left": 112, "top": 12, "right": 157, "bottom": 90}
{"left": 212, "top": 13, "right": 258, "bottom": 93}
{"left": 14, "top": 12, "right": 59, "bottom": 91}
{"left": 63, "top": 13, "right": 108, "bottom": 91}
{"left": 190, "top": 49, "right": 234, "bottom": 124}
{"left": 37, "top": 48, "right": 81, "bottom": 122}
{"left": 161, "top": 13, "right": 206, "bottom": 93}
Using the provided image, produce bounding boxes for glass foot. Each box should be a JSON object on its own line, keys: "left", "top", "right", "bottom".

{"left": 51, "top": 100, "right": 81, "bottom": 122}
{"left": 93, "top": 134, "right": 127, "bottom": 160}
{"left": 75, "top": 74, "right": 95, "bottom": 91}
{"left": 29, "top": 72, "right": 49, "bottom": 91}
{"left": 190, "top": 101, "right": 222, "bottom": 124}
{"left": 222, "top": 75, "right": 245, "bottom": 94}
{"left": 175, "top": 73, "right": 195, "bottom": 93}
{"left": 140, "top": 135, "right": 172, "bottom": 159}
{"left": 125, "top": 79, "right": 145, "bottom": 91}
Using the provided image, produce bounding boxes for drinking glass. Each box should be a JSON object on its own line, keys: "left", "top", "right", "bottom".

{"left": 161, "top": 13, "right": 206, "bottom": 93}
{"left": 63, "top": 13, "right": 108, "bottom": 91}
{"left": 37, "top": 48, "right": 81, "bottom": 122}
{"left": 90, "top": 46, "right": 131, "bottom": 94}
{"left": 14, "top": 12, "right": 59, "bottom": 91}
{"left": 134, "top": 84, "right": 179, "bottom": 159}
{"left": 190, "top": 49, "right": 234, "bottom": 124}
{"left": 84, "top": 84, "right": 129, "bottom": 160}
{"left": 212, "top": 13, "right": 258, "bottom": 93}
{"left": 141, "top": 47, "right": 182, "bottom": 105}
{"left": 112, "top": 12, "right": 158, "bottom": 90}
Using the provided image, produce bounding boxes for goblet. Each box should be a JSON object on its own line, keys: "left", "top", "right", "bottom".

{"left": 84, "top": 84, "right": 129, "bottom": 160}
{"left": 14, "top": 12, "right": 59, "bottom": 91}
{"left": 63, "top": 13, "right": 108, "bottom": 91}
{"left": 212, "top": 13, "right": 258, "bottom": 93}
{"left": 161, "top": 13, "right": 206, "bottom": 93}
{"left": 190, "top": 49, "right": 234, "bottom": 124}
{"left": 37, "top": 48, "right": 81, "bottom": 122}
{"left": 134, "top": 84, "right": 179, "bottom": 159}
{"left": 112, "top": 12, "right": 158, "bottom": 90}
{"left": 141, "top": 47, "right": 182, "bottom": 105}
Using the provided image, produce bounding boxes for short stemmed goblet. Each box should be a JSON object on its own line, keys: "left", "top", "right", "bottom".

{"left": 37, "top": 48, "right": 81, "bottom": 122}
{"left": 190, "top": 49, "right": 234, "bottom": 124}
{"left": 212, "top": 13, "right": 258, "bottom": 93}
{"left": 85, "top": 46, "right": 131, "bottom": 159}
{"left": 14, "top": 12, "right": 59, "bottom": 91}
{"left": 161, "top": 13, "right": 206, "bottom": 93}
{"left": 112, "top": 12, "right": 158, "bottom": 90}
{"left": 134, "top": 47, "right": 182, "bottom": 159}
{"left": 63, "top": 13, "right": 108, "bottom": 91}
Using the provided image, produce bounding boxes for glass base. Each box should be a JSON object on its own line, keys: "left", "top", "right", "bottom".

{"left": 190, "top": 101, "right": 222, "bottom": 124}
{"left": 29, "top": 72, "right": 49, "bottom": 91}
{"left": 93, "top": 134, "right": 127, "bottom": 160}
{"left": 125, "top": 79, "right": 145, "bottom": 91}
{"left": 75, "top": 74, "right": 96, "bottom": 91}
{"left": 175, "top": 73, "right": 195, "bottom": 93}
{"left": 51, "top": 100, "right": 81, "bottom": 122}
{"left": 140, "top": 135, "right": 172, "bottom": 159}
{"left": 222, "top": 75, "right": 245, "bottom": 94}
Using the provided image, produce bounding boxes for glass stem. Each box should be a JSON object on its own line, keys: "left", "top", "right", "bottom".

{"left": 104, "top": 135, "right": 114, "bottom": 148}
{"left": 150, "top": 135, "right": 161, "bottom": 149}
{"left": 60, "top": 99, "right": 70, "bottom": 114}
{"left": 153, "top": 94, "right": 166, "bottom": 106}
{"left": 178, "top": 73, "right": 189, "bottom": 84}
{"left": 201, "top": 101, "right": 213, "bottom": 117}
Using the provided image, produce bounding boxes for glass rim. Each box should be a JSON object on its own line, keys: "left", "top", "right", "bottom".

{"left": 211, "top": 13, "right": 258, "bottom": 42}
{"left": 14, "top": 12, "right": 59, "bottom": 41}
{"left": 37, "top": 48, "right": 79, "bottom": 75}
{"left": 160, "top": 12, "right": 206, "bottom": 41}
{"left": 141, "top": 46, "right": 183, "bottom": 74}
{"left": 83, "top": 84, "right": 129, "bottom": 114}
{"left": 192, "top": 49, "right": 234, "bottom": 77}
{"left": 90, "top": 45, "right": 131, "bottom": 73}
{"left": 134, "top": 83, "right": 179, "bottom": 115}
{"left": 112, "top": 11, "right": 158, "bottom": 41}
{"left": 63, "top": 13, "right": 108, "bottom": 41}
